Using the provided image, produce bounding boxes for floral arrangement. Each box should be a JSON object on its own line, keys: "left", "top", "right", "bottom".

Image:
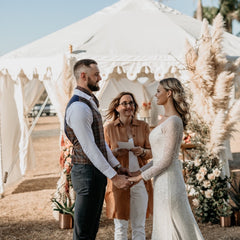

{"left": 52, "top": 135, "right": 75, "bottom": 219}
{"left": 142, "top": 102, "right": 151, "bottom": 110}
{"left": 182, "top": 131, "right": 195, "bottom": 144}
{"left": 139, "top": 101, "right": 151, "bottom": 118}
{"left": 183, "top": 115, "right": 232, "bottom": 223}
{"left": 184, "top": 151, "right": 231, "bottom": 222}
{"left": 59, "top": 136, "right": 73, "bottom": 195}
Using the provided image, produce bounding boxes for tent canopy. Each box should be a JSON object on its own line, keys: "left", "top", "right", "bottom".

{"left": 1, "top": 0, "right": 239, "bottom": 195}
{"left": 2, "top": 0, "right": 240, "bottom": 80}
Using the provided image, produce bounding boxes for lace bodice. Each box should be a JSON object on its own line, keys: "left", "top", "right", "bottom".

{"left": 141, "top": 115, "right": 183, "bottom": 181}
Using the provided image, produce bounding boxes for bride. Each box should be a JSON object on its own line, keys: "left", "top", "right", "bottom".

{"left": 128, "top": 78, "right": 204, "bottom": 240}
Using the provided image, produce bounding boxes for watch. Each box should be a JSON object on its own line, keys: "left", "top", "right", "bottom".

{"left": 114, "top": 164, "right": 122, "bottom": 171}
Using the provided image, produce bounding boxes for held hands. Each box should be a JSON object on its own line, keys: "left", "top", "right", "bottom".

{"left": 128, "top": 174, "right": 143, "bottom": 185}
{"left": 111, "top": 174, "right": 131, "bottom": 189}
{"left": 130, "top": 147, "right": 145, "bottom": 157}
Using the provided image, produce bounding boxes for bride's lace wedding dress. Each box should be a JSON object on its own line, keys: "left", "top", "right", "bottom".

{"left": 141, "top": 116, "right": 204, "bottom": 240}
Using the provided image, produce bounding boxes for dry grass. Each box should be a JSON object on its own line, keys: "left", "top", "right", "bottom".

{"left": 0, "top": 116, "right": 240, "bottom": 240}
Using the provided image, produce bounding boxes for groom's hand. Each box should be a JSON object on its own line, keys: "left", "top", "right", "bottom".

{"left": 111, "top": 174, "right": 131, "bottom": 189}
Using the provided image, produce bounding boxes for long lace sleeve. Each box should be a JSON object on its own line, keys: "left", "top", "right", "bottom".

{"left": 140, "top": 160, "right": 153, "bottom": 172}
{"left": 141, "top": 117, "right": 183, "bottom": 181}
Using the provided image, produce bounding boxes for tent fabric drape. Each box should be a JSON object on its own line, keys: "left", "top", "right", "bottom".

{"left": 0, "top": 71, "right": 22, "bottom": 194}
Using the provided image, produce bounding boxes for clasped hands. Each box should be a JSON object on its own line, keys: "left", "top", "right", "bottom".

{"left": 111, "top": 147, "right": 145, "bottom": 190}
{"left": 112, "top": 167, "right": 143, "bottom": 190}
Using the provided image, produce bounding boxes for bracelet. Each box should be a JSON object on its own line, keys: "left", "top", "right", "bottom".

{"left": 140, "top": 149, "right": 146, "bottom": 157}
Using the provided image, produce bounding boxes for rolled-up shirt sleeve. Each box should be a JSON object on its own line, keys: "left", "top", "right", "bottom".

{"left": 66, "top": 101, "right": 118, "bottom": 179}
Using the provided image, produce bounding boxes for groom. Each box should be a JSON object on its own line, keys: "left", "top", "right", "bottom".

{"left": 64, "top": 59, "right": 131, "bottom": 240}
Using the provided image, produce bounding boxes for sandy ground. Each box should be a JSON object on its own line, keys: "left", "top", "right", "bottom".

{"left": 0, "top": 116, "right": 240, "bottom": 240}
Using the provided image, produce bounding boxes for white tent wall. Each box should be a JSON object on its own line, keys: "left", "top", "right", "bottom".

{"left": 15, "top": 74, "right": 36, "bottom": 175}
{"left": 0, "top": 56, "right": 67, "bottom": 194}
{"left": 0, "top": 72, "right": 22, "bottom": 195}
{"left": 23, "top": 76, "right": 45, "bottom": 114}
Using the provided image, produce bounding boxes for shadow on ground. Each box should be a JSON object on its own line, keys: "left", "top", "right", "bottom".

{"left": 12, "top": 177, "right": 58, "bottom": 194}
{"left": 0, "top": 219, "right": 73, "bottom": 240}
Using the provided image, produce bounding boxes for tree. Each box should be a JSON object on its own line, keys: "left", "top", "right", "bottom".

{"left": 194, "top": 0, "right": 240, "bottom": 33}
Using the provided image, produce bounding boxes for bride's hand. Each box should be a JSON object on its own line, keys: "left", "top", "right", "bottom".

{"left": 130, "top": 170, "right": 141, "bottom": 177}
{"left": 128, "top": 174, "right": 142, "bottom": 186}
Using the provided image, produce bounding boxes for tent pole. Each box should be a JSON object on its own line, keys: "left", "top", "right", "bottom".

{"left": 28, "top": 96, "right": 49, "bottom": 137}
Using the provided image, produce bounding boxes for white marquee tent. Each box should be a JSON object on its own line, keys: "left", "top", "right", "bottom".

{"left": 1, "top": 0, "right": 239, "bottom": 195}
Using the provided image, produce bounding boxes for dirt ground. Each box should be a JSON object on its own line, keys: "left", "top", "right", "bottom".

{"left": 0, "top": 116, "right": 240, "bottom": 240}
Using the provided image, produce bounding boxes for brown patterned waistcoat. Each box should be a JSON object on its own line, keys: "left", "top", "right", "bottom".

{"left": 64, "top": 95, "right": 107, "bottom": 164}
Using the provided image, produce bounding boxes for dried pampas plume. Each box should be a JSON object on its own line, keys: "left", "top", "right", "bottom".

{"left": 185, "top": 14, "right": 240, "bottom": 158}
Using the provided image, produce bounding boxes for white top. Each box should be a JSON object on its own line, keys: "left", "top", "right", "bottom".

{"left": 65, "top": 88, "right": 119, "bottom": 179}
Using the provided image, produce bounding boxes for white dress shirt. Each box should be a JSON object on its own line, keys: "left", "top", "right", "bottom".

{"left": 66, "top": 89, "right": 119, "bottom": 179}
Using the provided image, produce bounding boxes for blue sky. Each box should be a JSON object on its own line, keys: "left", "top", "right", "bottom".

{"left": 0, "top": 0, "right": 239, "bottom": 56}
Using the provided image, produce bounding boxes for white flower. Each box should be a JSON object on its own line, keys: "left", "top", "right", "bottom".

{"left": 196, "top": 173, "right": 204, "bottom": 182}
{"left": 189, "top": 187, "right": 197, "bottom": 196}
{"left": 199, "top": 166, "right": 207, "bottom": 176}
{"left": 207, "top": 173, "right": 215, "bottom": 181}
{"left": 205, "top": 189, "right": 213, "bottom": 198}
{"left": 194, "top": 158, "right": 201, "bottom": 167}
{"left": 186, "top": 184, "right": 192, "bottom": 192}
{"left": 186, "top": 184, "right": 197, "bottom": 196}
{"left": 203, "top": 180, "right": 211, "bottom": 188}
{"left": 192, "top": 198, "right": 199, "bottom": 207}
{"left": 213, "top": 168, "right": 221, "bottom": 177}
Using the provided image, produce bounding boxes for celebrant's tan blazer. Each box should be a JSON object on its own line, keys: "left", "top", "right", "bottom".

{"left": 104, "top": 118, "right": 153, "bottom": 220}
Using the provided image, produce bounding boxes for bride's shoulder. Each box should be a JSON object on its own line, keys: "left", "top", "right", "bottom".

{"left": 165, "top": 115, "right": 183, "bottom": 129}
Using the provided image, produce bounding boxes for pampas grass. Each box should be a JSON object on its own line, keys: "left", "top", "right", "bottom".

{"left": 185, "top": 13, "right": 240, "bottom": 158}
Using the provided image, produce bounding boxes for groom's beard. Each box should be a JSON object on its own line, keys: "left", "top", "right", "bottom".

{"left": 87, "top": 76, "right": 100, "bottom": 92}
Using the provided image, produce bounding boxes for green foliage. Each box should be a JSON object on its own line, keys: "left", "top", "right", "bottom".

{"left": 202, "top": 7, "right": 219, "bottom": 24}
{"left": 51, "top": 197, "right": 75, "bottom": 218}
{"left": 199, "top": 0, "right": 240, "bottom": 33}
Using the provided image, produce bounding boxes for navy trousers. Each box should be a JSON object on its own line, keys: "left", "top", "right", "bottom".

{"left": 71, "top": 164, "right": 107, "bottom": 240}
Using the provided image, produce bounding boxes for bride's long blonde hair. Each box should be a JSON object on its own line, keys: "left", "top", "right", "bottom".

{"left": 160, "top": 78, "right": 190, "bottom": 128}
